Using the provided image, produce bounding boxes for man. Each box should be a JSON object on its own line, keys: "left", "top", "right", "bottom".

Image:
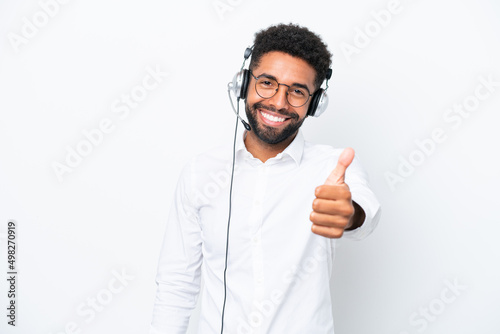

{"left": 150, "top": 23, "right": 381, "bottom": 334}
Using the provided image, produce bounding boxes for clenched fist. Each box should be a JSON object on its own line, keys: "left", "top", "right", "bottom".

{"left": 310, "top": 147, "right": 364, "bottom": 238}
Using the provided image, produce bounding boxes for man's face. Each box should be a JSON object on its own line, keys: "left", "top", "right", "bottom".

{"left": 245, "top": 51, "right": 317, "bottom": 145}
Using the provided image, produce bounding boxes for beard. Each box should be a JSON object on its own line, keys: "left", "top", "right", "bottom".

{"left": 245, "top": 101, "right": 306, "bottom": 145}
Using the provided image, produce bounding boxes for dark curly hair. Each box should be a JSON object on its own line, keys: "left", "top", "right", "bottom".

{"left": 249, "top": 23, "right": 332, "bottom": 90}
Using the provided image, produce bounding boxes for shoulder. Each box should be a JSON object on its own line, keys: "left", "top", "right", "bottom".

{"left": 190, "top": 143, "right": 233, "bottom": 171}
{"left": 179, "top": 143, "right": 233, "bottom": 189}
{"left": 303, "top": 141, "right": 342, "bottom": 160}
{"left": 302, "top": 140, "right": 369, "bottom": 183}
{"left": 302, "top": 140, "right": 344, "bottom": 169}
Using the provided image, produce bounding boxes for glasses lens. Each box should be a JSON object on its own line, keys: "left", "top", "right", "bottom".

{"left": 255, "top": 77, "right": 278, "bottom": 98}
{"left": 287, "top": 85, "right": 309, "bottom": 107}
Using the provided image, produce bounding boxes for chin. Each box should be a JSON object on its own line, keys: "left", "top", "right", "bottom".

{"left": 247, "top": 106, "right": 304, "bottom": 145}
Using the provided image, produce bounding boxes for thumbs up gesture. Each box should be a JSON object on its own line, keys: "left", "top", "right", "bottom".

{"left": 310, "top": 147, "right": 357, "bottom": 238}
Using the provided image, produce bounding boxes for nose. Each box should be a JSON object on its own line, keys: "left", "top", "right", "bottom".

{"left": 267, "top": 84, "right": 289, "bottom": 110}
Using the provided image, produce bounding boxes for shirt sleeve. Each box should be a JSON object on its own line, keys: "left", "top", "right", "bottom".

{"left": 342, "top": 155, "right": 382, "bottom": 241}
{"left": 150, "top": 159, "right": 203, "bottom": 333}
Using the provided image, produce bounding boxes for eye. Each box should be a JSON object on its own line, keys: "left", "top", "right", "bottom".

{"left": 259, "top": 79, "right": 274, "bottom": 87}
{"left": 290, "top": 87, "right": 306, "bottom": 97}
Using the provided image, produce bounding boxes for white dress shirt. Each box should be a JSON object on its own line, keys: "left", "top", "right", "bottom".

{"left": 150, "top": 129, "right": 381, "bottom": 334}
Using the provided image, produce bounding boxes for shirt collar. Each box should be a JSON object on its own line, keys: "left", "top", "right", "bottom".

{"left": 235, "top": 129, "right": 305, "bottom": 166}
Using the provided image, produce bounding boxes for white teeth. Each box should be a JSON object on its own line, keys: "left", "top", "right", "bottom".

{"left": 260, "top": 111, "right": 285, "bottom": 123}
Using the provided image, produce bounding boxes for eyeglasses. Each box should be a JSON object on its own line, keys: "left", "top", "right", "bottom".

{"left": 250, "top": 71, "right": 313, "bottom": 108}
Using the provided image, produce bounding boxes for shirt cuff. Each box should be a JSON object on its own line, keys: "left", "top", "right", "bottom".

{"left": 342, "top": 187, "right": 382, "bottom": 241}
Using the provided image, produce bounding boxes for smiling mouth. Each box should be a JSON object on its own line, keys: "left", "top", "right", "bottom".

{"left": 259, "top": 110, "right": 291, "bottom": 125}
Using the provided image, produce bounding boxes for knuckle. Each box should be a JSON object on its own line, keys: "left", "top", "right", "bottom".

{"left": 315, "top": 185, "right": 326, "bottom": 197}
{"left": 339, "top": 203, "right": 354, "bottom": 216}
{"left": 311, "top": 225, "right": 318, "bottom": 235}
{"left": 330, "top": 228, "right": 344, "bottom": 238}
{"left": 309, "top": 211, "right": 316, "bottom": 222}
{"left": 340, "top": 187, "right": 351, "bottom": 198}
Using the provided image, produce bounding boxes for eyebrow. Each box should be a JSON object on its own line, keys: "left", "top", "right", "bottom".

{"left": 256, "top": 72, "right": 312, "bottom": 93}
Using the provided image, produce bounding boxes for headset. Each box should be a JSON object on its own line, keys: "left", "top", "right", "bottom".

{"left": 228, "top": 46, "right": 333, "bottom": 118}
{"left": 221, "top": 46, "right": 332, "bottom": 334}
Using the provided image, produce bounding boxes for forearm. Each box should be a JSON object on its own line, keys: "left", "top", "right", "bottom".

{"left": 150, "top": 159, "right": 203, "bottom": 333}
{"left": 150, "top": 271, "right": 201, "bottom": 333}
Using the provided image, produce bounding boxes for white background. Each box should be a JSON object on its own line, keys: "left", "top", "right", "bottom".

{"left": 1, "top": 0, "right": 499, "bottom": 333}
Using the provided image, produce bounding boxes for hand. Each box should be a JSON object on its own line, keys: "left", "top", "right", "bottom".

{"left": 310, "top": 148, "right": 355, "bottom": 238}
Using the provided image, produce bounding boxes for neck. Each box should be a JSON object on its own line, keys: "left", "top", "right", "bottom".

{"left": 244, "top": 130, "right": 298, "bottom": 163}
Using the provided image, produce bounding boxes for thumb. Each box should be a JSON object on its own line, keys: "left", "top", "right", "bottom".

{"left": 325, "top": 147, "right": 355, "bottom": 185}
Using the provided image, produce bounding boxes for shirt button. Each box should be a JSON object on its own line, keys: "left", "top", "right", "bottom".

{"left": 252, "top": 236, "right": 258, "bottom": 243}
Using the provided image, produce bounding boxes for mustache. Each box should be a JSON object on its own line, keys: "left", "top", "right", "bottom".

{"left": 252, "top": 102, "right": 299, "bottom": 120}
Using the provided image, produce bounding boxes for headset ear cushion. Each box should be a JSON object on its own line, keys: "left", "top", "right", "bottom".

{"left": 240, "top": 69, "right": 250, "bottom": 100}
{"left": 307, "top": 89, "right": 323, "bottom": 117}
